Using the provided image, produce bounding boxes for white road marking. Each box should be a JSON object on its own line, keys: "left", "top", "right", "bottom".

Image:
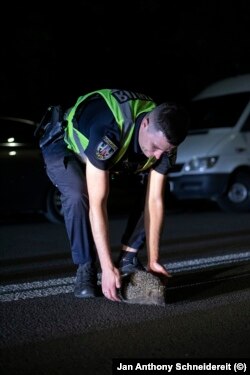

{"left": 167, "top": 250, "right": 250, "bottom": 272}
{"left": 0, "top": 277, "right": 75, "bottom": 302}
{"left": 1, "top": 251, "right": 250, "bottom": 302}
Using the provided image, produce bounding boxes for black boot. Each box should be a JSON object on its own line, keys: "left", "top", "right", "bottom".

{"left": 74, "top": 262, "right": 98, "bottom": 298}
{"left": 117, "top": 251, "right": 146, "bottom": 277}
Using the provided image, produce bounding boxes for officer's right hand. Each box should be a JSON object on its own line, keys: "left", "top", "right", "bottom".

{"left": 101, "top": 266, "right": 121, "bottom": 302}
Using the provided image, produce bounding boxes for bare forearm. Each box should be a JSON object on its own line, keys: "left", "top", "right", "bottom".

{"left": 144, "top": 169, "right": 167, "bottom": 268}
{"left": 145, "top": 198, "right": 165, "bottom": 265}
{"left": 89, "top": 205, "right": 113, "bottom": 270}
{"left": 86, "top": 160, "right": 120, "bottom": 300}
{"left": 86, "top": 160, "right": 114, "bottom": 270}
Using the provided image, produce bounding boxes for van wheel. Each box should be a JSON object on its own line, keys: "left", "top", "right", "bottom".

{"left": 217, "top": 172, "right": 250, "bottom": 213}
{"left": 44, "top": 186, "right": 64, "bottom": 224}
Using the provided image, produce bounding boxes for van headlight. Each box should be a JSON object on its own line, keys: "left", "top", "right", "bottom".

{"left": 184, "top": 156, "right": 218, "bottom": 172}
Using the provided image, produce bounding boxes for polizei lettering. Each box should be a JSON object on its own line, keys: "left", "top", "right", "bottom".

{"left": 112, "top": 90, "right": 152, "bottom": 103}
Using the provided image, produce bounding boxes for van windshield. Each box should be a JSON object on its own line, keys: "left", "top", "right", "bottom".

{"left": 188, "top": 93, "right": 250, "bottom": 132}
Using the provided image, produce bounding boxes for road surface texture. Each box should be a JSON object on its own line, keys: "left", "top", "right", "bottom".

{"left": 0, "top": 209, "right": 250, "bottom": 374}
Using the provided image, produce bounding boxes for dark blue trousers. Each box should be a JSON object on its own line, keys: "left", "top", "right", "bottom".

{"left": 41, "top": 138, "right": 146, "bottom": 266}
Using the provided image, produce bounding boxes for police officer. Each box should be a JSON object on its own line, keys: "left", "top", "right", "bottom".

{"left": 40, "top": 89, "right": 189, "bottom": 301}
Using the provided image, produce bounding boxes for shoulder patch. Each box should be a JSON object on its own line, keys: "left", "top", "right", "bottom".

{"left": 95, "top": 136, "right": 118, "bottom": 160}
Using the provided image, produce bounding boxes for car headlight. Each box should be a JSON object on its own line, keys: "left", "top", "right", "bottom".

{"left": 184, "top": 156, "right": 218, "bottom": 172}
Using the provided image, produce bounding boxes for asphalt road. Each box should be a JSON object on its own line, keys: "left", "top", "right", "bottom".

{"left": 1, "top": 207, "right": 250, "bottom": 375}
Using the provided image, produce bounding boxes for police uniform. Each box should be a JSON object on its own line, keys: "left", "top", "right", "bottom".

{"left": 41, "top": 89, "right": 177, "bottom": 266}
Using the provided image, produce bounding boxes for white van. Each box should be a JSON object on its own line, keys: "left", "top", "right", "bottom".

{"left": 168, "top": 74, "right": 250, "bottom": 212}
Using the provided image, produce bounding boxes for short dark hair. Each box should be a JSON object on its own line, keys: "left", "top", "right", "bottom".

{"left": 149, "top": 102, "right": 189, "bottom": 146}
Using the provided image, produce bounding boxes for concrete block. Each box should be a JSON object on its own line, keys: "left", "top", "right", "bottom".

{"left": 120, "top": 270, "right": 166, "bottom": 306}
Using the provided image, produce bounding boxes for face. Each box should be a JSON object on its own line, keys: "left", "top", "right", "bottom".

{"left": 138, "top": 116, "right": 175, "bottom": 159}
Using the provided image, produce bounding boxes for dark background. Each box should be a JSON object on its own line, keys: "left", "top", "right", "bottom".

{"left": 1, "top": 0, "right": 250, "bottom": 121}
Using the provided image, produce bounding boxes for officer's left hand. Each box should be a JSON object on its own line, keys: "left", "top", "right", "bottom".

{"left": 147, "top": 261, "right": 172, "bottom": 279}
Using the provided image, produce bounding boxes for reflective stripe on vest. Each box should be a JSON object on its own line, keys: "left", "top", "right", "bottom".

{"left": 64, "top": 89, "right": 157, "bottom": 172}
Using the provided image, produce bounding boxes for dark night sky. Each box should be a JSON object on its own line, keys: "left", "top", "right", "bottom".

{"left": 1, "top": 0, "right": 250, "bottom": 120}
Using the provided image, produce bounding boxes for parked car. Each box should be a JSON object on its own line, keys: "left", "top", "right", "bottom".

{"left": 0, "top": 116, "right": 63, "bottom": 223}
{"left": 0, "top": 116, "right": 144, "bottom": 223}
{"left": 168, "top": 74, "right": 250, "bottom": 212}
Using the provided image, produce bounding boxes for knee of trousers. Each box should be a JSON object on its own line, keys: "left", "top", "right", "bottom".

{"left": 61, "top": 191, "right": 90, "bottom": 213}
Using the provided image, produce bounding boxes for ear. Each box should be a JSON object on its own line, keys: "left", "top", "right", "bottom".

{"left": 143, "top": 116, "right": 150, "bottom": 129}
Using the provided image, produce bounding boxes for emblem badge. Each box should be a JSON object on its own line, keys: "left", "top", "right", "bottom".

{"left": 95, "top": 136, "right": 118, "bottom": 160}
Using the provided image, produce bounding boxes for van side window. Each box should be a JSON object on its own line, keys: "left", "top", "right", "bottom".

{"left": 189, "top": 93, "right": 250, "bottom": 130}
{"left": 241, "top": 113, "right": 250, "bottom": 132}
